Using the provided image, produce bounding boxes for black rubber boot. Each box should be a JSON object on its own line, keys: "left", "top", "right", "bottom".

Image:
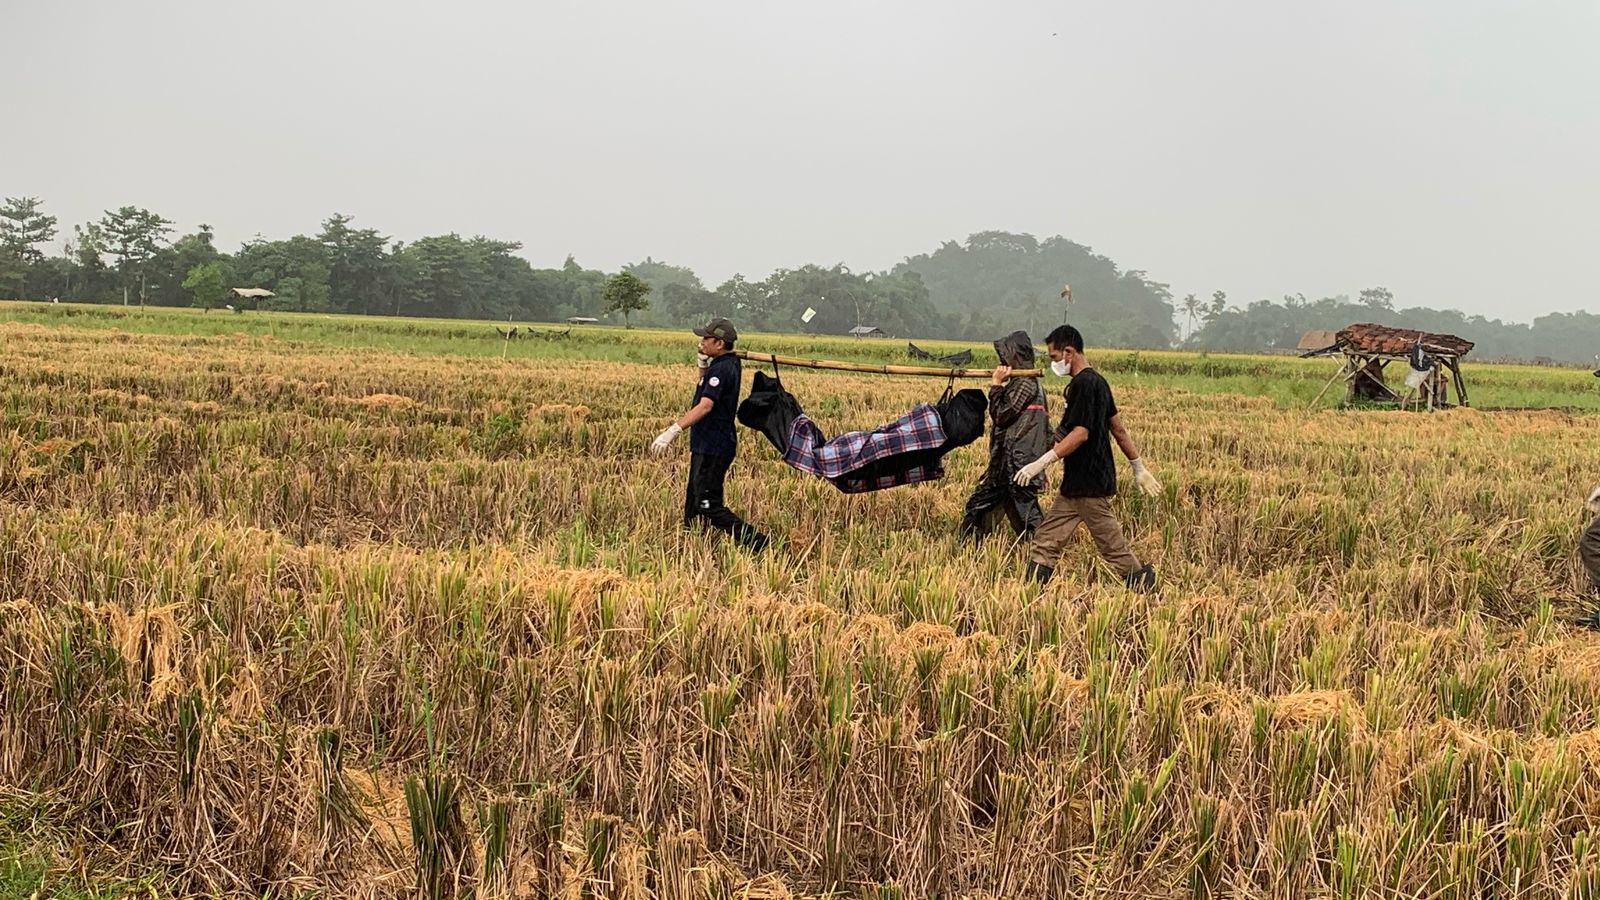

{"left": 1124, "top": 563, "right": 1157, "bottom": 593}
{"left": 738, "top": 527, "right": 770, "bottom": 553}
{"left": 1025, "top": 560, "right": 1055, "bottom": 585}
{"left": 1575, "top": 609, "right": 1600, "bottom": 631}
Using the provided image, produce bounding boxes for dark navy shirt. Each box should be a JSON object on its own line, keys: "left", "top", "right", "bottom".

{"left": 690, "top": 353, "right": 740, "bottom": 456}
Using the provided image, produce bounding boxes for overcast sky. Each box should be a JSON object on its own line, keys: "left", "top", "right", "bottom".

{"left": 7, "top": 0, "right": 1598, "bottom": 320}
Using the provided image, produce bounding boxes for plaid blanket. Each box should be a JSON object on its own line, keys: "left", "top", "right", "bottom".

{"left": 835, "top": 458, "right": 944, "bottom": 494}
{"left": 784, "top": 404, "right": 947, "bottom": 493}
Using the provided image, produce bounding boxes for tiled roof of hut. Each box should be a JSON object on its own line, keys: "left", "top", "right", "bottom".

{"left": 1336, "top": 323, "right": 1474, "bottom": 357}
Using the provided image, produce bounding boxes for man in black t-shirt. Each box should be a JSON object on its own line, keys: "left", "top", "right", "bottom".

{"left": 649, "top": 317, "right": 768, "bottom": 551}
{"left": 1012, "top": 324, "right": 1156, "bottom": 590}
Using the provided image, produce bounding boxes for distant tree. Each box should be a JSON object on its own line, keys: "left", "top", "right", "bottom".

{"left": 146, "top": 225, "right": 227, "bottom": 307}
{"left": 382, "top": 241, "right": 421, "bottom": 317}
{"left": 319, "top": 213, "right": 390, "bottom": 314}
{"left": 624, "top": 257, "right": 703, "bottom": 293}
{"left": 98, "top": 206, "right": 173, "bottom": 305}
{"left": 524, "top": 255, "right": 607, "bottom": 321}
{"left": 557, "top": 255, "right": 609, "bottom": 318}
{"left": 383, "top": 233, "right": 535, "bottom": 320}
{"left": 1181, "top": 293, "right": 1201, "bottom": 340}
{"left": 715, "top": 273, "right": 780, "bottom": 329}
{"left": 182, "top": 261, "right": 227, "bottom": 312}
{"left": 1206, "top": 290, "right": 1228, "bottom": 322}
{"left": 894, "top": 230, "right": 1176, "bottom": 345}
{"left": 1017, "top": 293, "right": 1045, "bottom": 340}
{"left": 1360, "top": 286, "right": 1395, "bottom": 310}
{"left": 69, "top": 223, "right": 110, "bottom": 300}
{"left": 235, "top": 235, "right": 332, "bottom": 312}
{"left": 0, "top": 197, "right": 58, "bottom": 298}
{"left": 621, "top": 257, "right": 706, "bottom": 326}
{"left": 658, "top": 281, "right": 717, "bottom": 324}
{"left": 59, "top": 229, "right": 78, "bottom": 297}
{"left": 603, "top": 271, "right": 652, "bottom": 328}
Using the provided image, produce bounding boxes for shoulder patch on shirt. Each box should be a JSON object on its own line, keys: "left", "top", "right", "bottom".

{"left": 708, "top": 376, "right": 721, "bottom": 387}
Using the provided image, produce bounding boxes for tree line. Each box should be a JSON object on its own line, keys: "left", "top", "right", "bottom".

{"left": 1, "top": 197, "right": 1593, "bottom": 362}
{"left": 0, "top": 198, "right": 1178, "bottom": 343}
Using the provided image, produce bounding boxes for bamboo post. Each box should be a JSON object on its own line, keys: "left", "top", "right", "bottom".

{"left": 734, "top": 350, "right": 1042, "bottom": 379}
{"left": 1449, "top": 358, "right": 1469, "bottom": 407}
{"left": 1309, "top": 357, "right": 1350, "bottom": 410}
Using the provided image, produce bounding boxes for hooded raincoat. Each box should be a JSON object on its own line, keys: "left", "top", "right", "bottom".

{"left": 959, "top": 331, "right": 1050, "bottom": 538}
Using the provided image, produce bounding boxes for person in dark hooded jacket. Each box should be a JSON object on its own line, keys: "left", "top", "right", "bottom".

{"left": 959, "top": 331, "right": 1050, "bottom": 540}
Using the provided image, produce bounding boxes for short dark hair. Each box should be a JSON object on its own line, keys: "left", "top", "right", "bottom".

{"left": 1044, "top": 324, "right": 1084, "bottom": 352}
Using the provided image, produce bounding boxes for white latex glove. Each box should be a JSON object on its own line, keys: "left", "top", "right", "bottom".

{"left": 696, "top": 352, "right": 711, "bottom": 369}
{"left": 1014, "top": 450, "right": 1058, "bottom": 486}
{"left": 1131, "top": 458, "right": 1162, "bottom": 496}
{"left": 650, "top": 423, "right": 682, "bottom": 455}
{"left": 1587, "top": 484, "right": 1600, "bottom": 516}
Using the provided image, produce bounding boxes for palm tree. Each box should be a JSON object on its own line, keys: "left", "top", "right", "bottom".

{"left": 1181, "top": 293, "right": 1201, "bottom": 342}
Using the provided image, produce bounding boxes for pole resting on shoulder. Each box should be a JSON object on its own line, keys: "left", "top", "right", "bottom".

{"left": 734, "top": 350, "right": 1042, "bottom": 379}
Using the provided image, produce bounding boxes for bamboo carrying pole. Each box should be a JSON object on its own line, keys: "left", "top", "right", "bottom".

{"left": 734, "top": 350, "right": 1042, "bottom": 379}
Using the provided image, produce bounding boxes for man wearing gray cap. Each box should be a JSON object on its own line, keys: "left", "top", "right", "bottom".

{"left": 650, "top": 317, "right": 769, "bottom": 552}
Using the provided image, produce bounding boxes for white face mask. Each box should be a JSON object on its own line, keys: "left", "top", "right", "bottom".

{"left": 696, "top": 352, "right": 711, "bottom": 368}
{"left": 1050, "top": 359, "right": 1070, "bottom": 377}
